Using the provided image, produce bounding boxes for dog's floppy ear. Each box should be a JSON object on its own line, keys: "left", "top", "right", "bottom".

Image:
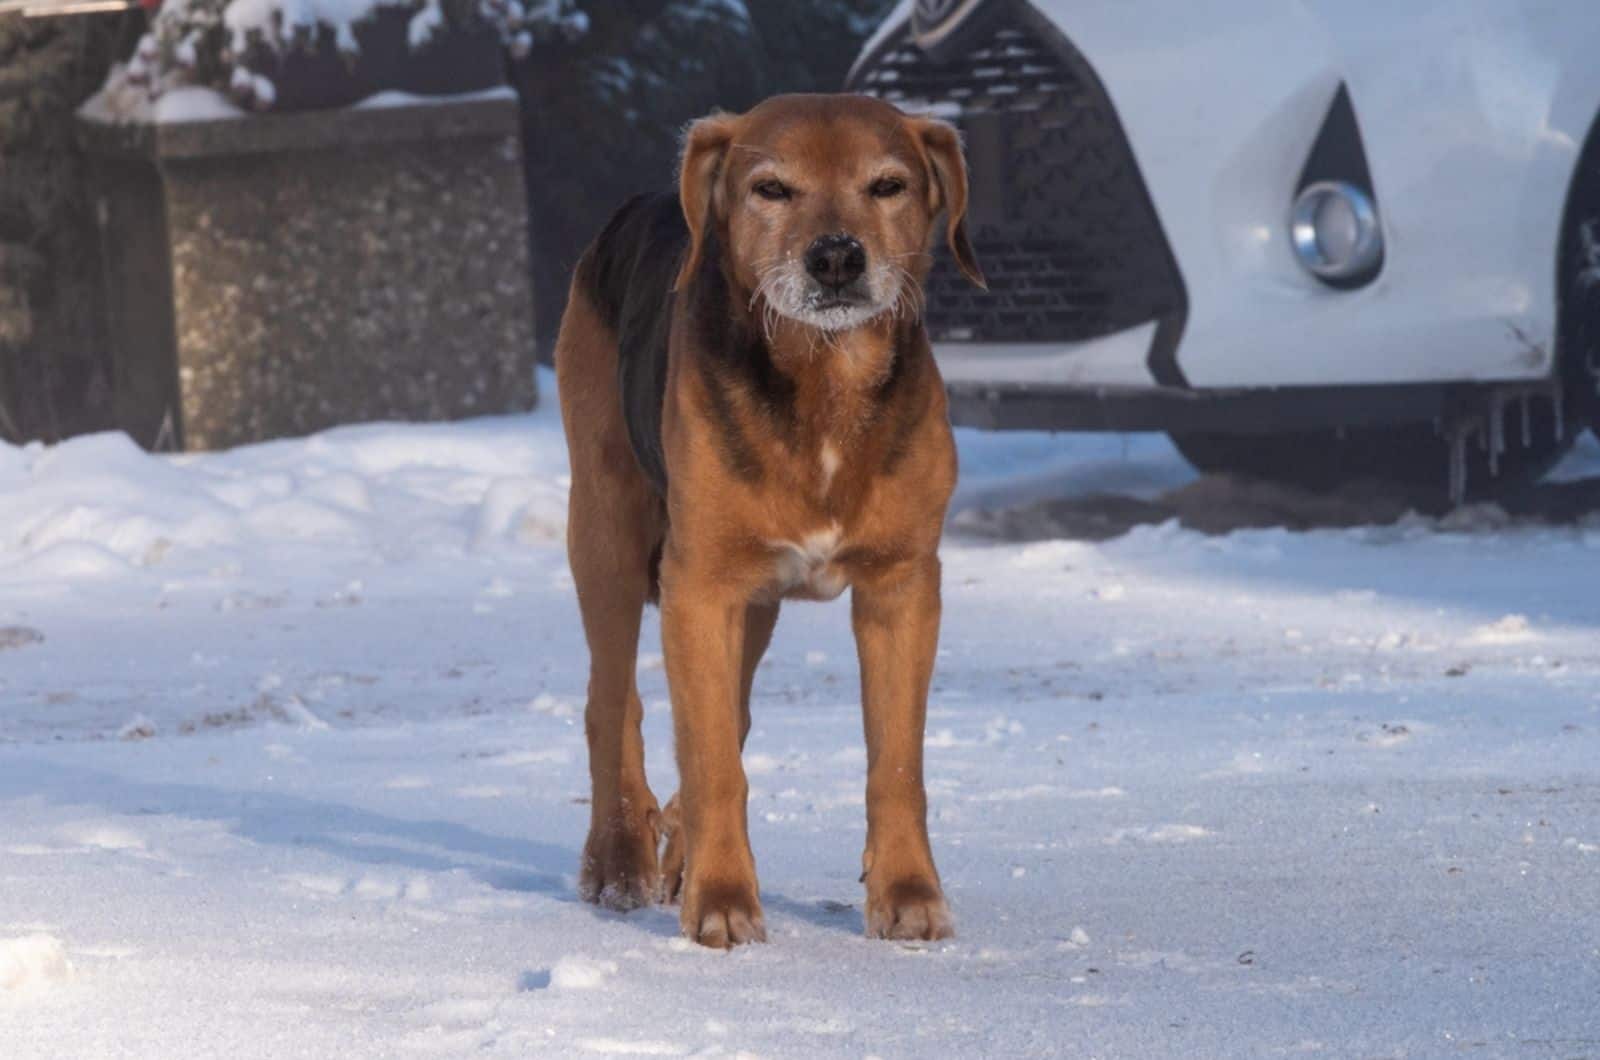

{"left": 675, "top": 112, "right": 740, "bottom": 292}
{"left": 916, "top": 118, "right": 986, "bottom": 290}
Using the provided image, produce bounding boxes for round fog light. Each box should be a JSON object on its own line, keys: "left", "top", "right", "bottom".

{"left": 1290, "top": 180, "right": 1382, "bottom": 283}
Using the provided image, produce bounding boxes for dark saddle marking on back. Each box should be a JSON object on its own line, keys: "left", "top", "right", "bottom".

{"left": 580, "top": 192, "right": 687, "bottom": 496}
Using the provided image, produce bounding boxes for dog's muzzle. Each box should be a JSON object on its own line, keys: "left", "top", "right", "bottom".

{"left": 757, "top": 232, "right": 905, "bottom": 334}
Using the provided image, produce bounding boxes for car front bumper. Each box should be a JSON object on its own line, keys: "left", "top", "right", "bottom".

{"left": 849, "top": 0, "right": 1577, "bottom": 426}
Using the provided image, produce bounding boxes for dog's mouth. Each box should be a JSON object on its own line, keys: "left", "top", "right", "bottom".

{"left": 805, "top": 287, "right": 872, "bottom": 312}
{"left": 795, "top": 287, "right": 886, "bottom": 333}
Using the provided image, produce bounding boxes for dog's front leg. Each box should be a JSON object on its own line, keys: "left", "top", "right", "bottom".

{"left": 660, "top": 557, "right": 765, "bottom": 947}
{"left": 852, "top": 553, "right": 953, "bottom": 940}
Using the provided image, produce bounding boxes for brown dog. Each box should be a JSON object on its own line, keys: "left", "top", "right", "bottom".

{"left": 555, "top": 93, "right": 984, "bottom": 948}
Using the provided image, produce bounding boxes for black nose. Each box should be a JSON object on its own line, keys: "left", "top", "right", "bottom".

{"left": 804, "top": 234, "right": 866, "bottom": 290}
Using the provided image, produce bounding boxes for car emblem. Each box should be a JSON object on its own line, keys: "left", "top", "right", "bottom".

{"left": 912, "top": 0, "right": 988, "bottom": 53}
{"left": 914, "top": 0, "right": 962, "bottom": 25}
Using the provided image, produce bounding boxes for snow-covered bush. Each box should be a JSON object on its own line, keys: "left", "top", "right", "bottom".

{"left": 95, "top": 0, "right": 586, "bottom": 116}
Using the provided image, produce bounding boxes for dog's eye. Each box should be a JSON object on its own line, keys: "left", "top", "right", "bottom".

{"left": 869, "top": 177, "right": 906, "bottom": 199}
{"left": 753, "top": 180, "right": 791, "bottom": 201}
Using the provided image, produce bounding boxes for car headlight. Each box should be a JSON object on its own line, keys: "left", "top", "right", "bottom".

{"left": 1290, "top": 180, "right": 1383, "bottom": 283}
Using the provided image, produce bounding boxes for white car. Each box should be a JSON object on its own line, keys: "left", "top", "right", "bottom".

{"left": 848, "top": 0, "right": 1600, "bottom": 499}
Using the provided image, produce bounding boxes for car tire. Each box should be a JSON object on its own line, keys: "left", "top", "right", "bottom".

{"left": 1565, "top": 137, "right": 1600, "bottom": 444}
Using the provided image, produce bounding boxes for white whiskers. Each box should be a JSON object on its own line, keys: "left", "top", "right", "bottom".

{"left": 746, "top": 251, "right": 924, "bottom": 341}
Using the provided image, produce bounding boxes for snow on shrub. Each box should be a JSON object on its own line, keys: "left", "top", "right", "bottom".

{"left": 89, "top": 0, "right": 586, "bottom": 118}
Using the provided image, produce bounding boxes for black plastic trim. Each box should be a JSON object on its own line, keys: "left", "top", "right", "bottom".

{"left": 946, "top": 380, "right": 1518, "bottom": 435}
{"left": 1297, "top": 85, "right": 1374, "bottom": 195}
{"left": 1554, "top": 101, "right": 1600, "bottom": 425}
{"left": 1295, "top": 84, "right": 1384, "bottom": 290}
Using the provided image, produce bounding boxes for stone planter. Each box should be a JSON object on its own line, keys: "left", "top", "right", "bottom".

{"left": 78, "top": 91, "right": 536, "bottom": 451}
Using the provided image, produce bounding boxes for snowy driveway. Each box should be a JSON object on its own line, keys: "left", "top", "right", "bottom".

{"left": 3, "top": 378, "right": 1598, "bottom": 1058}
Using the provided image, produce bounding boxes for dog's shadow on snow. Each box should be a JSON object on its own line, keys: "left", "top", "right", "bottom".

{"left": 3, "top": 757, "right": 867, "bottom": 936}
{"left": 1, "top": 758, "right": 576, "bottom": 901}
{"left": 760, "top": 892, "right": 863, "bottom": 936}
{"left": 537, "top": 890, "right": 860, "bottom": 941}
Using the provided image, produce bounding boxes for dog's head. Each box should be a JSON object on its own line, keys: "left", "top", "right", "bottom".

{"left": 675, "top": 94, "right": 986, "bottom": 334}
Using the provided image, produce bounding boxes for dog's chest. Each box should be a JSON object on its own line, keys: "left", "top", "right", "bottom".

{"left": 765, "top": 523, "right": 849, "bottom": 601}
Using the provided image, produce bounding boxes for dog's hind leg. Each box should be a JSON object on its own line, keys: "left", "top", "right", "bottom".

{"left": 557, "top": 276, "right": 665, "bottom": 911}
{"left": 659, "top": 600, "right": 778, "bottom": 903}
{"left": 572, "top": 552, "right": 659, "bottom": 911}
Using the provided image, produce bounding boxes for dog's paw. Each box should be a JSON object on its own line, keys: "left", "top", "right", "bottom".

{"left": 656, "top": 794, "right": 686, "bottom": 904}
{"left": 864, "top": 876, "right": 954, "bottom": 941}
{"left": 578, "top": 807, "right": 661, "bottom": 912}
{"left": 680, "top": 877, "right": 766, "bottom": 949}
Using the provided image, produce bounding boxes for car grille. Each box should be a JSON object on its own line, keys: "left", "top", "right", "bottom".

{"left": 849, "top": 5, "right": 1186, "bottom": 348}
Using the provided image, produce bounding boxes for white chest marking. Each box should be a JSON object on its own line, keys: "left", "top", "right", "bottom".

{"left": 769, "top": 524, "right": 847, "bottom": 600}
{"left": 818, "top": 444, "right": 841, "bottom": 492}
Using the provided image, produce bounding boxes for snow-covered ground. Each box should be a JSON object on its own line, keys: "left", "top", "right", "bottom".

{"left": 3, "top": 370, "right": 1599, "bottom": 1058}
